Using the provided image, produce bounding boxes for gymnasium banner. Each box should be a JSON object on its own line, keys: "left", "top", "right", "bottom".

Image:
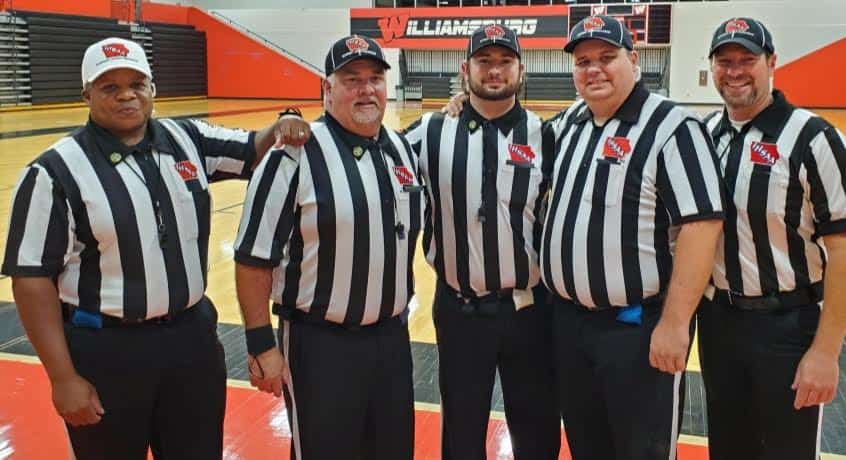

{"left": 350, "top": 5, "right": 672, "bottom": 50}
{"left": 350, "top": 6, "right": 569, "bottom": 49}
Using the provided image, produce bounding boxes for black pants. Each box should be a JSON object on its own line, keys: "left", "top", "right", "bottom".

{"left": 64, "top": 297, "right": 227, "bottom": 460}
{"left": 434, "top": 282, "right": 560, "bottom": 460}
{"left": 551, "top": 297, "right": 690, "bottom": 460}
{"left": 279, "top": 314, "right": 414, "bottom": 460}
{"left": 698, "top": 297, "right": 822, "bottom": 460}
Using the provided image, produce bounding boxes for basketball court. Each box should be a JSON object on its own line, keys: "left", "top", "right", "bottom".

{"left": 1, "top": 98, "right": 846, "bottom": 458}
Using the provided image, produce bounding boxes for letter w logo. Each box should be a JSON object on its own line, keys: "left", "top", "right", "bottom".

{"left": 378, "top": 15, "right": 409, "bottom": 43}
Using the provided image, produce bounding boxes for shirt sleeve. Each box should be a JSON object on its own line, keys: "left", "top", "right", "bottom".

{"left": 233, "top": 147, "right": 301, "bottom": 267}
{"left": 174, "top": 119, "right": 257, "bottom": 182}
{"left": 656, "top": 118, "right": 726, "bottom": 225}
{"left": 807, "top": 124, "right": 846, "bottom": 236}
{"left": 2, "top": 163, "right": 72, "bottom": 277}
{"left": 401, "top": 116, "right": 426, "bottom": 157}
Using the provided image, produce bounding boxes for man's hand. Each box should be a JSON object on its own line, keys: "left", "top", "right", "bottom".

{"left": 791, "top": 347, "right": 839, "bottom": 409}
{"left": 51, "top": 373, "right": 104, "bottom": 426}
{"left": 442, "top": 93, "right": 468, "bottom": 117}
{"left": 273, "top": 116, "right": 311, "bottom": 148}
{"left": 649, "top": 314, "right": 691, "bottom": 374}
{"left": 248, "top": 347, "right": 288, "bottom": 397}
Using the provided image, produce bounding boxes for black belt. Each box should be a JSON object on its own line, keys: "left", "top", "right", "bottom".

{"left": 713, "top": 282, "right": 823, "bottom": 311}
{"left": 63, "top": 298, "right": 203, "bottom": 328}
{"left": 551, "top": 292, "right": 665, "bottom": 311}
{"left": 273, "top": 303, "right": 403, "bottom": 332}
{"left": 439, "top": 282, "right": 515, "bottom": 316}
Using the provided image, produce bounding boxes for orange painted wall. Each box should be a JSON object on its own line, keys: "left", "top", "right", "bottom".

{"left": 4, "top": 0, "right": 116, "bottom": 18}
{"left": 185, "top": 7, "right": 322, "bottom": 99}
{"left": 140, "top": 2, "right": 189, "bottom": 25}
{"left": 775, "top": 36, "right": 846, "bottom": 108}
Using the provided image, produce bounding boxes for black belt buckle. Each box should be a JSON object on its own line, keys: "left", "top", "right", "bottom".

{"left": 477, "top": 298, "right": 500, "bottom": 316}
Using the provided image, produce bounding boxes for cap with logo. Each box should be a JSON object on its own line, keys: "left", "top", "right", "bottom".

{"left": 466, "top": 24, "right": 521, "bottom": 59}
{"left": 709, "top": 17, "right": 775, "bottom": 57}
{"left": 81, "top": 37, "right": 152, "bottom": 88}
{"left": 325, "top": 35, "right": 391, "bottom": 76}
{"left": 564, "top": 15, "right": 634, "bottom": 53}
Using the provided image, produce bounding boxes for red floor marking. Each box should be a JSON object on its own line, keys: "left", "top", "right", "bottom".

{"left": 0, "top": 358, "right": 710, "bottom": 459}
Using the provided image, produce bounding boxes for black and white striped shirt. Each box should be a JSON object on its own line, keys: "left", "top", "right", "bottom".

{"left": 542, "top": 82, "right": 724, "bottom": 308}
{"left": 2, "top": 118, "right": 256, "bottom": 320}
{"left": 705, "top": 90, "right": 846, "bottom": 296}
{"left": 404, "top": 102, "right": 547, "bottom": 297}
{"left": 234, "top": 114, "right": 424, "bottom": 327}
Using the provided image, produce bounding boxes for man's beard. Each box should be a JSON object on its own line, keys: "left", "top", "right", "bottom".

{"left": 351, "top": 104, "right": 382, "bottom": 124}
{"left": 718, "top": 81, "right": 759, "bottom": 110}
{"left": 467, "top": 74, "right": 520, "bottom": 101}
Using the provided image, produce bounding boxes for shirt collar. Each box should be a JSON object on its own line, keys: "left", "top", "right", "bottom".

{"left": 86, "top": 118, "right": 176, "bottom": 166}
{"left": 460, "top": 99, "right": 525, "bottom": 136}
{"left": 322, "top": 112, "right": 391, "bottom": 160}
{"left": 715, "top": 89, "right": 792, "bottom": 139}
{"left": 574, "top": 81, "right": 650, "bottom": 125}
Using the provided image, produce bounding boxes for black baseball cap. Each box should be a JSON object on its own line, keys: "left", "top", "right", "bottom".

{"left": 709, "top": 17, "right": 775, "bottom": 57}
{"left": 564, "top": 15, "right": 633, "bottom": 53}
{"left": 466, "top": 24, "right": 521, "bottom": 59}
{"left": 324, "top": 35, "right": 391, "bottom": 76}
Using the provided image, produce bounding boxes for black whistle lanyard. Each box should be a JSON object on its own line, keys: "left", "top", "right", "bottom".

{"left": 124, "top": 152, "right": 168, "bottom": 249}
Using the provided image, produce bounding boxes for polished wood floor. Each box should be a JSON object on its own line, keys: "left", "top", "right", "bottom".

{"left": 2, "top": 98, "right": 846, "bottom": 459}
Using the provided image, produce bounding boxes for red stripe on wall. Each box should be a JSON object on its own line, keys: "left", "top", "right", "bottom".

{"left": 774, "top": 36, "right": 846, "bottom": 108}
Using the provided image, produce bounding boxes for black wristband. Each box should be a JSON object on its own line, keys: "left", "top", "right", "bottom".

{"left": 245, "top": 324, "right": 276, "bottom": 356}
{"left": 278, "top": 107, "right": 303, "bottom": 119}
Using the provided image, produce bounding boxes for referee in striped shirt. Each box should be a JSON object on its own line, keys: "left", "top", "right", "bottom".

{"left": 404, "top": 25, "right": 560, "bottom": 460}
{"left": 699, "top": 18, "right": 846, "bottom": 459}
{"left": 1, "top": 37, "right": 307, "bottom": 459}
{"left": 543, "top": 16, "right": 724, "bottom": 459}
{"left": 234, "top": 35, "right": 423, "bottom": 460}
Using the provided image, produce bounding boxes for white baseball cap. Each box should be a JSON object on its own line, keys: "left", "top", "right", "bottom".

{"left": 81, "top": 37, "right": 152, "bottom": 88}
